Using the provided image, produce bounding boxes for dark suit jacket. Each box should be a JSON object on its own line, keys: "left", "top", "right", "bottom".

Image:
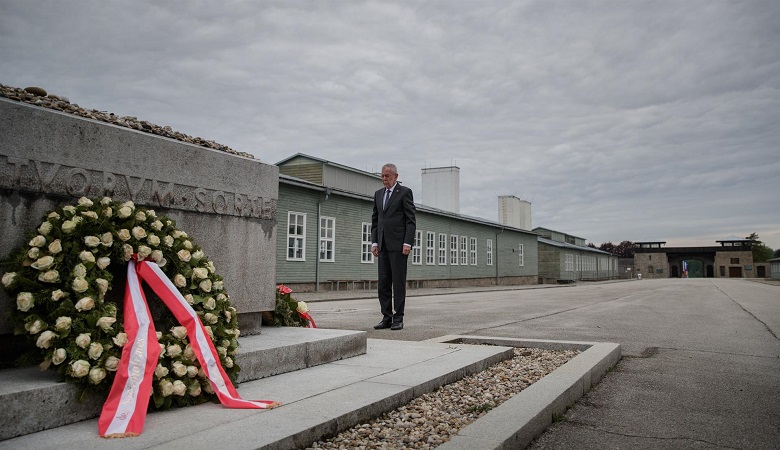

{"left": 371, "top": 184, "right": 417, "bottom": 252}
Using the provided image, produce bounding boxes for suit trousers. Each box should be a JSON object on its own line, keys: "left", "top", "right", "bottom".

{"left": 377, "top": 245, "right": 408, "bottom": 323}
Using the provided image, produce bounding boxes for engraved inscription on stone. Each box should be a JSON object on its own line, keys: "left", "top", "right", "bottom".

{"left": 1, "top": 154, "right": 276, "bottom": 220}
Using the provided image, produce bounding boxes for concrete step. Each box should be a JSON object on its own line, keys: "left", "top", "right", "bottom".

{"left": 0, "top": 327, "right": 366, "bottom": 441}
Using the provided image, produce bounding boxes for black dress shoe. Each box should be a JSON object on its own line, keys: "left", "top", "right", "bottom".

{"left": 390, "top": 321, "right": 403, "bottom": 330}
{"left": 374, "top": 320, "right": 392, "bottom": 329}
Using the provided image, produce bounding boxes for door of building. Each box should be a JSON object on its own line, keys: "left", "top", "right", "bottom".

{"left": 729, "top": 266, "right": 742, "bottom": 278}
{"left": 757, "top": 266, "right": 766, "bottom": 277}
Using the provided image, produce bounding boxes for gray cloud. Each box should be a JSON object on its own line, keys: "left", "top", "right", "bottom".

{"left": 2, "top": 0, "right": 778, "bottom": 248}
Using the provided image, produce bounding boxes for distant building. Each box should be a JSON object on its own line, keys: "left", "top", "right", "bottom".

{"left": 421, "top": 166, "right": 460, "bottom": 213}
{"left": 769, "top": 257, "right": 780, "bottom": 280}
{"left": 498, "top": 196, "right": 532, "bottom": 230}
{"left": 633, "top": 236, "right": 767, "bottom": 279}
{"left": 533, "top": 227, "right": 619, "bottom": 282}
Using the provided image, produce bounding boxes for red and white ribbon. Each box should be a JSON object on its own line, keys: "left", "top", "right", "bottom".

{"left": 297, "top": 311, "right": 317, "bottom": 328}
{"left": 98, "top": 259, "right": 279, "bottom": 438}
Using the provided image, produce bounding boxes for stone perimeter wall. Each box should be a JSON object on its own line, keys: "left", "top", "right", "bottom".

{"left": 0, "top": 98, "right": 278, "bottom": 335}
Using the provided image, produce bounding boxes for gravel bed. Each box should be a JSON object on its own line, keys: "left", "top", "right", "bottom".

{"left": 307, "top": 347, "right": 579, "bottom": 449}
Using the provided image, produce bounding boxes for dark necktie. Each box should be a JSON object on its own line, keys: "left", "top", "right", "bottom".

{"left": 383, "top": 189, "right": 391, "bottom": 210}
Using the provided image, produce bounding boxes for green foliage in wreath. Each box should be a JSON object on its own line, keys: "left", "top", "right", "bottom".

{"left": 271, "top": 284, "right": 309, "bottom": 327}
{"left": 0, "top": 197, "right": 241, "bottom": 410}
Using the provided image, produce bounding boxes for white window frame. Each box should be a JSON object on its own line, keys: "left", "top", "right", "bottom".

{"left": 319, "top": 216, "right": 335, "bottom": 262}
{"left": 486, "top": 239, "right": 493, "bottom": 266}
{"left": 286, "top": 211, "right": 306, "bottom": 261}
{"left": 460, "top": 236, "right": 468, "bottom": 265}
{"left": 518, "top": 243, "right": 524, "bottom": 266}
{"left": 361, "top": 222, "right": 373, "bottom": 263}
{"left": 412, "top": 230, "right": 422, "bottom": 265}
{"left": 565, "top": 254, "right": 574, "bottom": 271}
{"left": 438, "top": 233, "right": 447, "bottom": 265}
{"left": 469, "top": 237, "right": 477, "bottom": 265}
{"left": 426, "top": 231, "right": 436, "bottom": 265}
{"left": 450, "top": 235, "right": 459, "bottom": 265}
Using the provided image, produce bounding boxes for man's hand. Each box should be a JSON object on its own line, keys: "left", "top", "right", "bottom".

{"left": 402, "top": 245, "right": 411, "bottom": 256}
{"left": 372, "top": 246, "right": 379, "bottom": 257}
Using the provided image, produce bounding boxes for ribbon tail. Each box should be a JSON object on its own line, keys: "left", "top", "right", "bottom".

{"left": 297, "top": 311, "right": 317, "bottom": 328}
{"left": 135, "top": 261, "right": 279, "bottom": 410}
{"left": 98, "top": 260, "right": 161, "bottom": 438}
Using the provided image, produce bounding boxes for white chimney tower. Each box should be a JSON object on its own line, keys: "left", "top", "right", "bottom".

{"left": 421, "top": 166, "right": 460, "bottom": 213}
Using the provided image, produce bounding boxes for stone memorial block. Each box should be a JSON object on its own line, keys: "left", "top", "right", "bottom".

{"left": 0, "top": 98, "right": 277, "bottom": 336}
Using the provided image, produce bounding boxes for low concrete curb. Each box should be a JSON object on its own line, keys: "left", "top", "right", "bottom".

{"left": 427, "top": 335, "right": 622, "bottom": 450}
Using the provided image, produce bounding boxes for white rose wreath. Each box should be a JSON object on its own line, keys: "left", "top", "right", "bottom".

{"left": 1, "top": 197, "right": 240, "bottom": 410}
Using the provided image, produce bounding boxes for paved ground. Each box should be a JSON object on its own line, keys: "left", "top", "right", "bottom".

{"left": 296, "top": 278, "right": 780, "bottom": 449}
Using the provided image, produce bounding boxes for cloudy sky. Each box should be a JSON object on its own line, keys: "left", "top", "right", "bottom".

{"left": 2, "top": 0, "right": 779, "bottom": 249}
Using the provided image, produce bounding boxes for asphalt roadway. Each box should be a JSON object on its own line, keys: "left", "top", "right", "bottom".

{"left": 296, "top": 278, "right": 780, "bottom": 449}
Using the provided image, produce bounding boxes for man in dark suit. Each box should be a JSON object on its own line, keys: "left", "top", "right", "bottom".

{"left": 371, "top": 163, "right": 416, "bottom": 330}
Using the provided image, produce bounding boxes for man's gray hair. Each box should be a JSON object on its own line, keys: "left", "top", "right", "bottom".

{"left": 382, "top": 163, "right": 398, "bottom": 174}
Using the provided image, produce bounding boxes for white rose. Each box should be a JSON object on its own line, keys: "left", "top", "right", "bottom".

{"left": 147, "top": 234, "right": 160, "bottom": 247}
{"left": 55, "top": 316, "right": 72, "bottom": 331}
{"left": 81, "top": 211, "right": 98, "bottom": 220}
{"left": 95, "top": 278, "right": 109, "bottom": 295}
{"left": 61, "top": 220, "right": 78, "bottom": 234}
{"left": 156, "top": 257, "right": 168, "bottom": 268}
{"left": 177, "top": 250, "right": 191, "bottom": 262}
{"left": 113, "top": 332, "right": 128, "bottom": 347}
{"left": 75, "top": 296, "right": 95, "bottom": 311}
{"left": 48, "top": 239, "right": 62, "bottom": 254}
{"left": 31, "top": 255, "right": 55, "bottom": 270}
{"left": 132, "top": 226, "right": 147, "bottom": 240}
{"left": 224, "top": 356, "right": 234, "bottom": 368}
{"left": 184, "top": 294, "right": 194, "bottom": 305}
{"left": 297, "top": 301, "right": 309, "bottom": 313}
{"left": 29, "top": 235, "right": 47, "bottom": 247}
{"left": 36, "top": 330, "right": 57, "bottom": 349}
{"left": 213, "top": 280, "right": 224, "bottom": 292}
{"left": 191, "top": 250, "right": 204, "bottom": 261}
{"left": 150, "top": 250, "right": 163, "bottom": 262}
{"left": 70, "top": 360, "right": 90, "bottom": 378}
{"left": 27, "top": 247, "right": 40, "bottom": 260}
{"left": 88, "top": 367, "right": 106, "bottom": 384}
{"left": 78, "top": 197, "right": 94, "bottom": 207}
{"left": 183, "top": 240, "right": 193, "bottom": 250}
{"left": 154, "top": 363, "right": 169, "bottom": 378}
{"left": 163, "top": 235, "right": 174, "bottom": 247}
{"left": 204, "top": 313, "right": 218, "bottom": 324}
{"left": 117, "top": 206, "right": 133, "bottom": 218}
{"left": 97, "top": 257, "right": 111, "bottom": 270}
{"left": 217, "top": 293, "right": 228, "bottom": 302}
{"left": 48, "top": 211, "right": 61, "bottom": 219}
{"left": 224, "top": 310, "right": 232, "bottom": 322}
{"left": 199, "top": 279, "right": 212, "bottom": 292}
{"left": 172, "top": 230, "right": 188, "bottom": 239}
{"left": 97, "top": 316, "right": 116, "bottom": 331}
{"left": 38, "top": 269, "right": 60, "bottom": 283}
{"left": 172, "top": 361, "right": 188, "bottom": 377}
{"left": 203, "top": 297, "right": 216, "bottom": 310}
{"left": 73, "top": 263, "right": 87, "bottom": 278}
{"left": 166, "top": 344, "right": 183, "bottom": 358}
{"left": 206, "top": 261, "right": 216, "bottom": 273}
{"left": 102, "top": 207, "right": 113, "bottom": 218}
{"left": 51, "top": 289, "right": 66, "bottom": 301}
{"left": 63, "top": 205, "right": 76, "bottom": 215}
{"left": 84, "top": 236, "right": 101, "bottom": 248}
{"left": 26, "top": 319, "right": 44, "bottom": 334}
{"left": 135, "top": 210, "right": 147, "bottom": 222}
{"left": 187, "top": 365, "right": 199, "bottom": 378}
{"left": 2, "top": 272, "right": 17, "bottom": 288}
{"left": 104, "top": 356, "right": 120, "bottom": 371}
{"left": 122, "top": 244, "right": 134, "bottom": 261}
{"left": 75, "top": 333, "right": 91, "bottom": 349}
{"left": 137, "top": 245, "right": 152, "bottom": 259}
{"left": 187, "top": 382, "right": 201, "bottom": 397}
{"left": 146, "top": 209, "right": 156, "bottom": 218}
{"left": 38, "top": 221, "right": 53, "bottom": 235}
{"left": 171, "top": 326, "right": 187, "bottom": 340}
{"left": 79, "top": 250, "right": 96, "bottom": 264}
{"left": 16, "top": 292, "right": 34, "bottom": 312}
{"left": 72, "top": 277, "right": 89, "bottom": 293}
{"left": 151, "top": 220, "right": 163, "bottom": 231}
{"left": 173, "top": 274, "right": 187, "bottom": 288}
{"left": 156, "top": 331, "right": 163, "bottom": 340}
{"left": 100, "top": 196, "right": 112, "bottom": 205}
{"left": 52, "top": 348, "right": 67, "bottom": 365}
{"left": 183, "top": 345, "right": 195, "bottom": 360}
{"left": 117, "top": 229, "right": 131, "bottom": 241}
{"left": 216, "top": 346, "right": 227, "bottom": 357}
{"left": 172, "top": 380, "right": 187, "bottom": 396}
{"left": 204, "top": 326, "right": 214, "bottom": 340}
{"left": 159, "top": 379, "right": 174, "bottom": 397}
{"left": 88, "top": 342, "right": 104, "bottom": 360}
{"left": 203, "top": 381, "right": 215, "bottom": 394}
{"left": 193, "top": 267, "right": 209, "bottom": 279}
{"left": 100, "top": 232, "right": 113, "bottom": 246}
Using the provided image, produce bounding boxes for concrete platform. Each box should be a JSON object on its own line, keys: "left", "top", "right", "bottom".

{"left": 0, "top": 331, "right": 619, "bottom": 450}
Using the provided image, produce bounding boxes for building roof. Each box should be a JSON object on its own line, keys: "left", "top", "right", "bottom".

{"left": 716, "top": 235, "right": 751, "bottom": 243}
{"left": 276, "top": 153, "right": 381, "bottom": 180}
{"left": 537, "top": 237, "right": 614, "bottom": 255}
